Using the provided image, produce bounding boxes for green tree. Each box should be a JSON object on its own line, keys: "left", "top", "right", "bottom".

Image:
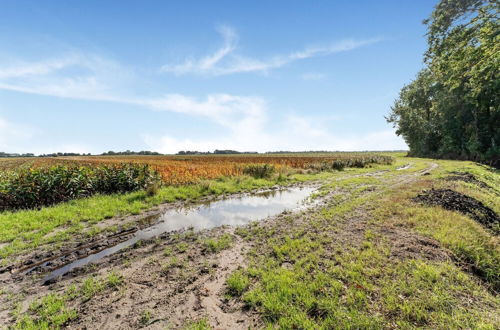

{"left": 388, "top": 0, "right": 499, "bottom": 165}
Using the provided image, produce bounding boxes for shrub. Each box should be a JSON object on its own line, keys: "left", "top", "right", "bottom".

{"left": 331, "top": 160, "right": 346, "bottom": 171}
{"left": 0, "top": 164, "right": 161, "bottom": 211}
{"left": 308, "top": 155, "right": 393, "bottom": 172}
{"left": 243, "top": 164, "right": 276, "bottom": 179}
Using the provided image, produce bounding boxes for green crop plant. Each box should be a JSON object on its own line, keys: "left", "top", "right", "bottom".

{"left": 0, "top": 164, "right": 161, "bottom": 211}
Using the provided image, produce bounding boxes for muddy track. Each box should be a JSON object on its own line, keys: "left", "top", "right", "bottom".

{"left": 2, "top": 183, "right": 312, "bottom": 277}
{"left": 3, "top": 167, "right": 397, "bottom": 279}
{"left": 0, "top": 163, "right": 442, "bottom": 328}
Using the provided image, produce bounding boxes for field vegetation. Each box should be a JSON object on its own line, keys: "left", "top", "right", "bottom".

{"left": 0, "top": 164, "right": 160, "bottom": 211}
{"left": 0, "top": 154, "right": 499, "bottom": 329}
{"left": 0, "top": 153, "right": 393, "bottom": 210}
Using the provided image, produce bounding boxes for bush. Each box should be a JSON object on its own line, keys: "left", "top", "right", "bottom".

{"left": 243, "top": 164, "right": 276, "bottom": 179}
{"left": 331, "top": 160, "right": 346, "bottom": 171}
{"left": 0, "top": 164, "right": 161, "bottom": 211}
{"left": 308, "top": 155, "right": 393, "bottom": 172}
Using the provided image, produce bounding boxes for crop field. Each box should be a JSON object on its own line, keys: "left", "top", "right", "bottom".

{"left": 2, "top": 0, "right": 498, "bottom": 328}
{"left": 1, "top": 154, "right": 499, "bottom": 329}
{"left": 1, "top": 153, "right": 395, "bottom": 185}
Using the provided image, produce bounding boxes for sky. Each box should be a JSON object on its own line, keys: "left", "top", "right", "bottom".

{"left": 0, "top": 0, "right": 437, "bottom": 155}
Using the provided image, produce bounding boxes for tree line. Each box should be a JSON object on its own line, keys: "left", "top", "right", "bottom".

{"left": 387, "top": 0, "right": 499, "bottom": 167}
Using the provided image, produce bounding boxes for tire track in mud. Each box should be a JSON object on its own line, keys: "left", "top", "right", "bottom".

{"left": 171, "top": 236, "right": 256, "bottom": 329}
{"left": 5, "top": 168, "right": 393, "bottom": 280}
{"left": 1, "top": 163, "right": 441, "bottom": 328}
{"left": 188, "top": 162, "right": 441, "bottom": 329}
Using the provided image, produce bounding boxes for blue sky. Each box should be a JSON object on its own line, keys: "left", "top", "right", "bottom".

{"left": 0, "top": 0, "right": 436, "bottom": 154}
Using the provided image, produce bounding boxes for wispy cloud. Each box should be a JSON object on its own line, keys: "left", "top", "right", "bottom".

{"left": 0, "top": 45, "right": 406, "bottom": 154}
{"left": 161, "top": 26, "right": 381, "bottom": 76}
{"left": 300, "top": 72, "right": 327, "bottom": 81}
{"left": 0, "top": 53, "right": 267, "bottom": 133}
{"left": 0, "top": 53, "right": 131, "bottom": 101}
{"left": 135, "top": 93, "right": 267, "bottom": 133}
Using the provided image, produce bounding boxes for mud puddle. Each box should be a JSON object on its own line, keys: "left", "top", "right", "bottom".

{"left": 41, "top": 187, "right": 316, "bottom": 282}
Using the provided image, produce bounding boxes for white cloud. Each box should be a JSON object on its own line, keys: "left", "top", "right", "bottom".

{"left": 143, "top": 111, "right": 407, "bottom": 154}
{"left": 300, "top": 72, "right": 327, "bottom": 80}
{"left": 0, "top": 44, "right": 406, "bottom": 154}
{"left": 161, "top": 26, "right": 381, "bottom": 76}
{"left": 135, "top": 93, "right": 266, "bottom": 130}
{"left": 162, "top": 25, "right": 238, "bottom": 76}
{"left": 0, "top": 53, "right": 130, "bottom": 101}
{"left": 0, "top": 57, "right": 76, "bottom": 80}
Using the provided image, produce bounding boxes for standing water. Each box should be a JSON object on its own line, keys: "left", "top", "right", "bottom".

{"left": 43, "top": 186, "right": 316, "bottom": 282}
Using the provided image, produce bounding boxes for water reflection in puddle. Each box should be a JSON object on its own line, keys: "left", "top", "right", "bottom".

{"left": 43, "top": 186, "right": 316, "bottom": 282}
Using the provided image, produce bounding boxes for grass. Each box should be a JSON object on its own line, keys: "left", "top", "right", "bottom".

{"left": 140, "top": 309, "right": 152, "bottom": 325}
{"left": 5, "top": 155, "right": 500, "bottom": 328}
{"left": 13, "top": 270, "right": 125, "bottom": 329}
{"left": 381, "top": 259, "right": 498, "bottom": 328}
{"left": 185, "top": 318, "right": 212, "bottom": 330}
{"left": 203, "top": 233, "right": 233, "bottom": 253}
{"left": 224, "top": 157, "right": 500, "bottom": 328}
{"left": 375, "top": 160, "right": 500, "bottom": 291}
{"left": 226, "top": 269, "right": 250, "bottom": 296}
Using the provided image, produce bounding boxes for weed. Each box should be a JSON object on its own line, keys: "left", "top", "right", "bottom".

{"left": 176, "top": 242, "right": 189, "bottom": 253}
{"left": 163, "top": 247, "right": 173, "bottom": 256}
{"left": 140, "top": 309, "right": 152, "bottom": 325}
{"left": 185, "top": 317, "right": 211, "bottom": 330}
{"left": 243, "top": 164, "right": 276, "bottom": 179}
{"left": 81, "top": 277, "right": 105, "bottom": 300}
{"left": 203, "top": 233, "right": 233, "bottom": 253}
{"left": 107, "top": 271, "right": 124, "bottom": 289}
{"left": 226, "top": 270, "right": 250, "bottom": 296}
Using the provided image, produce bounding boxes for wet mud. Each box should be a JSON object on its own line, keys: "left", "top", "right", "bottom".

{"left": 413, "top": 188, "right": 499, "bottom": 233}
{"left": 445, "top": 171, "right": 490, "bottom": 189}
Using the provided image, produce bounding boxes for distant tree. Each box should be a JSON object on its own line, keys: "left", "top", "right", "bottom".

{"left": 101, "top": 150, "right": 162, "bottom": 156}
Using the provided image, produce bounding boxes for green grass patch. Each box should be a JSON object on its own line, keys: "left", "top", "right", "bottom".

{"left": 185, "top": 318, "right": 212, "bottom": 330}
{"left": 13, "top": 270, "right": 124, "bottom": 329}
{"left": 375, "top": 161, "right": 500, "bottom": 291}
{"left": 226, "top": 269, "right": 250, "bottom": 296}
{"left": 203, "top": 233, "right": 233, "bottom": 253}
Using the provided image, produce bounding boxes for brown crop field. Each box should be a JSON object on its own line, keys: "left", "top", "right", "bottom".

{"left": 2, "top": 153, "right": 394, "bottom": 185}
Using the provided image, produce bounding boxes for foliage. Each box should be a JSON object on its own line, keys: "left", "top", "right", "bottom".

{"left": 0, "top": 164, "right": 161, "bottom": 211}
{"left": 226, "top": 269, "right": 250, "bottom": 296}
{"left": 1, "top": 153, "right": 396, "bottom": 185}
{"left": 308, "top": 155, "right": 394, "bottom": 171}
{"left": 388, "top": 0, "right": 499, "bottom": 166}
{"left": 203, "top": 233, "right": 233, "bottom": 253}
{"left": 243, "top": 164, "right": 276, "bottom": 178}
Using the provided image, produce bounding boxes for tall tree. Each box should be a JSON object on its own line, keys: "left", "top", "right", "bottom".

{"left": 388, "top": 0, "right": 499, "bottom": 165}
